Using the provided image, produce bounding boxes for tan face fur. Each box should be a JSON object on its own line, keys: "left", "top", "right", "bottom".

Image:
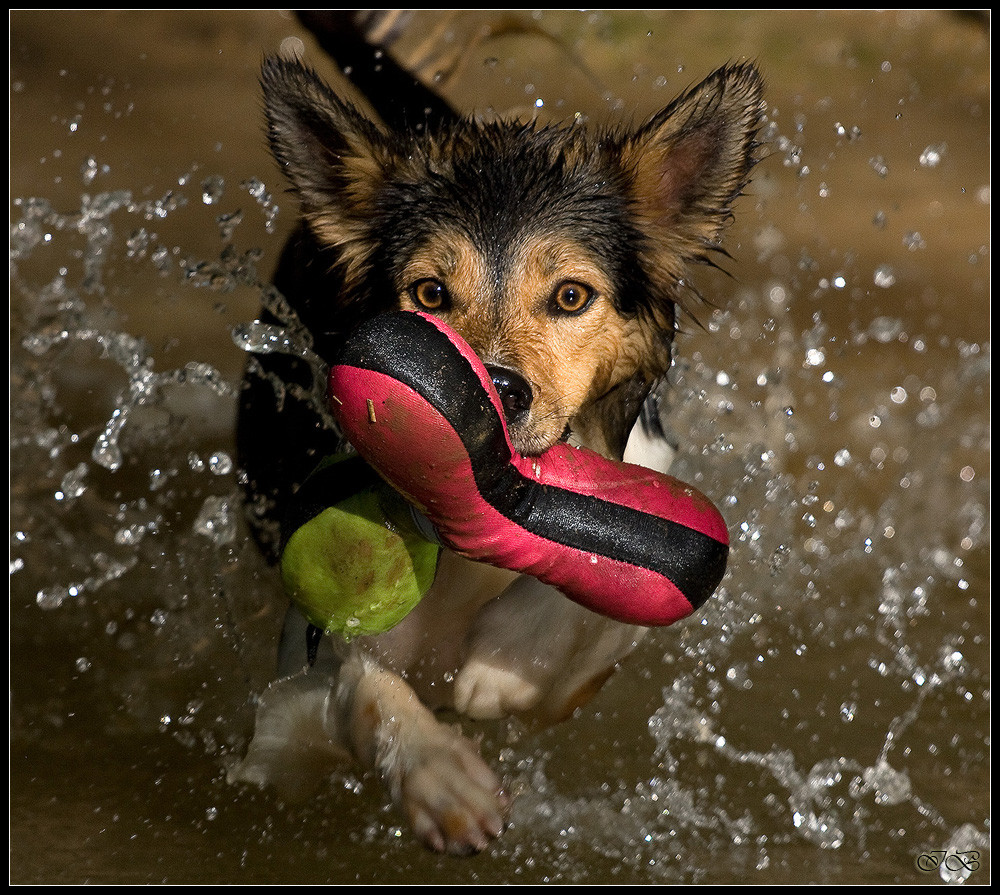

{"left": 396, "top": 228, "right": 645, "bottom": 456}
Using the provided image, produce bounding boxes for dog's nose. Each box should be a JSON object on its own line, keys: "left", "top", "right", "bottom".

{"left": 485, "top": 364, "right": 533, "bottom": 424}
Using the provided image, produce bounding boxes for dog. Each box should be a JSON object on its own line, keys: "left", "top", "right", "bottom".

{"left": 231, "top": 15, "right": 764, "bottom": 854}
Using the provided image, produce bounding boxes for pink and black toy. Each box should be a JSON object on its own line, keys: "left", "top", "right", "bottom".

{"left": 323, "top": 310, "right": 729, "bottom": 628}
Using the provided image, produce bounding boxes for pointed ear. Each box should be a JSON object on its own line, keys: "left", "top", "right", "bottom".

{"left": 260, "top": 56, "right": 390, "bottom": 281}
{"left": 623, "top": 62, "right": 766, "bottom": 294}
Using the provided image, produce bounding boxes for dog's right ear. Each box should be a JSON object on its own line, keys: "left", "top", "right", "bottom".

{"left": 260, "top": 56, "right": 390, "bottom": 286}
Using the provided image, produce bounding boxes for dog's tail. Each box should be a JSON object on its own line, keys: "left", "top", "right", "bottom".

{"left": 295, "top": 10, "right": 459, "bottom": 133}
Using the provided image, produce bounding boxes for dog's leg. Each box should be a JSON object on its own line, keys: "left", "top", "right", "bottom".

{"left": 233, "top": 606, "right": 508, "bottom": 854}
{"left": 227, "top": 606, "right": 352, "bottom": 801}
{"left": 343, "top": 649, "right": 509, "bottom": 854}
{"left": 455, "top": 575, "right": 648, "bottom": 723}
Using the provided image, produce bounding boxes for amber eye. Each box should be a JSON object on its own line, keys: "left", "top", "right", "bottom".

{"left": 550, "top": 280, "right": 596, "bottom": 316}
{"left": 411, "top": 278, "right": 450, "bottom": 310}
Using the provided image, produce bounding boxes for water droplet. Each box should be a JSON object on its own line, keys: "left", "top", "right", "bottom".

{"left": 60, "top": 461, "right": 89, "bottom": 499}
{"left": 231, "top": 320, "right": 294, "bottom": 354}
{"left": 92, "top": 427, "right": 124, "bottom": 471}
{"left": 208, "top": 452, "right": 233, "bottom": 475}
{"left": 240, "top": 178, "right": 279, "bottom": 233}
{"left": 201, "top": 174, "right": 225, "bottom": 205}
{"left": 125, "top": 227, "right": 150, "bottom": 258}
{"left": 193, "top": 495, "right": 235, "bottom": 545}
{"left": 867, "top": 316, "right": 902, "bottom": 343}
{"left": 36, "top": 585, "right": 71, "bottom": 610}
{"left": 216, "top": 209, "right": 242, "bottom": 241}
{"left": 938, "top": 823, "right": 986, "bottom": 883}
{"left": 114, "top": 523, "right": 147, "bottom": 546}
{"left": 80, "top": 155, "right": 108, "bottom": 185}
{"left": 943, "top": 650, "right": 964, "bottom": 672}
{"left": 873, "top": 265, "right": 896, "bottom": 288}
{"left": 862, "top": 760, "right": 911, "bottom": 805}
{"left": 769, "top": 544, "right": 791, "bottom": 576}
{"left": 151, "top": 245, "right": 172, "bottom": 274}
{"left": 149, "top": 467, "right": 171, "bottom": 491}
{"left": 919, "top": 143, "right": 946, "bottom": 168}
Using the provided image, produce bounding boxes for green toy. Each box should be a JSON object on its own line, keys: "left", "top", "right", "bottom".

{"left": 279, "top": 453, "right": 440, "bottom": 639}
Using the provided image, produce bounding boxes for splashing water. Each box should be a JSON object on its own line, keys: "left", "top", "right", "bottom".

{"left": 12, "top": 153, "right": 989, "bottom": 885}
{"left": 483, "top": 265, "right": 989, "bottom": 880}
{"left": 10, "top": 11, "right": 989, "bottom": 885}
{"left": 10, "top": 170, "right": 296, "bottom": 749}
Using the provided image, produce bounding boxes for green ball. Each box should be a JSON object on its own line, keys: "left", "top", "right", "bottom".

{"left": 280, "top": 488, "right": 439, "bottom": 639}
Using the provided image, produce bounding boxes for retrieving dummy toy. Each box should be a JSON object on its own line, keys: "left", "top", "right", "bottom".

{"left": 280, "top": 311, "right": 729, "bottom": 638}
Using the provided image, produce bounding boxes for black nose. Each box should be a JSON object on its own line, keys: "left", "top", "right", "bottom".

{"left": 485, "top": 364, "right": 533, "bottom": 424}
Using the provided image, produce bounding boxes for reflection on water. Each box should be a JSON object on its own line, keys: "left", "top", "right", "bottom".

{"left": 10, "top": 9, "right": 989, "bottom": 885}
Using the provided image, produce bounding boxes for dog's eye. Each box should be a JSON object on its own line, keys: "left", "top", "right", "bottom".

{"left": 550, "top": 281, "right": 595, "bottom": 316}
{"left": 411, "top": 278, "right": 450, "bottom": 311}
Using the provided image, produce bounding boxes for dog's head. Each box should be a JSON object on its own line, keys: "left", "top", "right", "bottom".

{"left": 261, "top": 56, "right": 765, "bottom": 458}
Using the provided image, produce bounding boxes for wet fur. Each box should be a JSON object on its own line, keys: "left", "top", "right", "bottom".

{"left": 233, "top": 44, "right": 764, "bottom": 854}
{"left": 258, "top": 55, "right": 764, "bottom": 457}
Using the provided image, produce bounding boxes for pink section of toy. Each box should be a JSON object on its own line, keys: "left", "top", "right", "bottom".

{"left": 328, "top": 312, "right": 729, "bottom": 626}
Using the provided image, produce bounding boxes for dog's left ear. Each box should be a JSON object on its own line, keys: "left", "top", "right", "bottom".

{"left": 623, "top": 62, "right": 766, "bottom": 291}
{"left": 582, "top": 64, "right": 765, "bottom": 460}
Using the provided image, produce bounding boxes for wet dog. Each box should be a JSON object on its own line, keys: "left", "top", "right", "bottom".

{"left": 232, "top": 19, "right": 764, "bottom": 854}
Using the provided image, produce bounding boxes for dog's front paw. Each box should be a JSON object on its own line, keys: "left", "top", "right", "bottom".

{"left": 394, "top": 723, "right": 509, "bottom": 855}
{"left": 453, "top": 659, "right": 544, "bottom": 719}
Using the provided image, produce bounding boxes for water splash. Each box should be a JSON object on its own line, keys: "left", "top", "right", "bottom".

{"left": 10, "top": 169, "right": 291, "bottom": 637}
{"left": 35, "top": 552, "right": 137, "bottom": 611}
{"left": 492, "top": 107, "right": 989, "bottom": 872}
{"left": 10, "top": 65, "right": 990, "bottom": 884}
{"left": 193, "top": 495, "right": 237, "bottom": 546}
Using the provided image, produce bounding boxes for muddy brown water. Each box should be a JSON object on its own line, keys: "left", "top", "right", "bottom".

{"left": 10, "top": 10, "right": 989, "bottom": 884}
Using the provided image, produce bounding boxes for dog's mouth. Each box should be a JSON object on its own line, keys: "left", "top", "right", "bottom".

{"left": 506, "top": 422, "right": 568, "bottom": 458}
